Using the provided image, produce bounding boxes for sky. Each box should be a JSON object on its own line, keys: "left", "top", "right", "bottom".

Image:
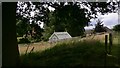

{"left": 84, "top": 13, "right": 119, "bottom": 30}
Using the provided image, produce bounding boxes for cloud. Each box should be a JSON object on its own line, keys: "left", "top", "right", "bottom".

{"left": 101, "top": 13, "right": 118, "bottom": 29}
{"left": 85, "top": 13, "right": 118, "bottom": 30}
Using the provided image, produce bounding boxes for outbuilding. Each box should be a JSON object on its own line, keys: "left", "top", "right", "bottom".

{"left": 49, "top": 32, "right": 72, "bottom": 42}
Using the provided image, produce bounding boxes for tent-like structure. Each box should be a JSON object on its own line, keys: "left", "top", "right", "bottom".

{"left": 49, "top": 32, "right": 72, "bottom": 42}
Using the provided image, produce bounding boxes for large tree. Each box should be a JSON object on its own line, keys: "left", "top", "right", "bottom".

{"left": 42, "top": 2, "right": 118, "bottom": 40}
{"left": 52, "top": 2, "right": 89, "bottom": 36}
{"left": 16, "top": 2, "right": 49, "bottom": 39}
{"left": 2, "top": 2, "right": 20, "bottom": 67}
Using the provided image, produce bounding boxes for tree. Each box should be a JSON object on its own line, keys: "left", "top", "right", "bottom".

{"left": 42, "top": 2, "right": 89, "bottom": 40}
{"left": 16, "top": 2, "right": 50, "bottom": 40}
{"left": 16, "top": 2, "right": 118, "bottom": 40}
{"left": 42, "top": 2, "right": 118, "bottom": 40}
{"left": 16, "top": 19, "right": 31, "bottom": 37}
{"left": 30, "top": 23, "right": 44, "bottom": 40}
{"left": 113, "top": 24, "right": 120, "bottom": 32}
{"left": 16, "top": 2, "right": 50, "bottom": 28}
{"left": 2, "top": 2, "right": 20, "bottom": 67}
{"left": 94, "top": 19, "right": 106, "bottom": 33}
{"left": 52, "top": 2, "right": 89, "bottom": 36}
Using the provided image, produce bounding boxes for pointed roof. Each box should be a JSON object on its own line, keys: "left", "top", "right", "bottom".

{"left": 49, "top": 32, "right": 72, "bottom": 40}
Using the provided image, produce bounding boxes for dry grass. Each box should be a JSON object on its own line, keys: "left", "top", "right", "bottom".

{"left": 81, "top": 33, "right": 109, "bottom": 42}
{"left": 19, "top": 32, "right": 118, "bottom": 55}
{"left": 18, "top": 41, "right": 55, "bottom": 55}
{"left": 19, "top": 33, "right": 107, "bottom": 55}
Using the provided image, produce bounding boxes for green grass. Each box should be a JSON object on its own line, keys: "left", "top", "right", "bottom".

{"left": 20, "top": 39, "right": 120, "bottom": 67}
{"left": 19, "top": 32, "right": 120, "bottom": 67}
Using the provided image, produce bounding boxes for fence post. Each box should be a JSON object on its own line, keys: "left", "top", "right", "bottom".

{"left": 108, "top": 33, "right": 112, "bottom": 54}
{"left": 104, "top": 35, "right": 108, "bottom": 67}
{"left": 105, "top": 35, "right": 108, "bottom": 54}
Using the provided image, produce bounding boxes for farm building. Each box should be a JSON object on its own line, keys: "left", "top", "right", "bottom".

{"left": 49, "top": 32, "right": 72, "bottom": 42}
{"left": 85, "top": 29, "right": 94, "bottom": 36}
{"left": 104, "top": 26, "right": 113, "bottom": 33}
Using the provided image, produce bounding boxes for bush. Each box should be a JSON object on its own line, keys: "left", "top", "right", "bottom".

{"left": 18, "top": 38, "right": 31, "bottom": 44}
{"left": 113, "top": 24, "right": 120, "bottom": 32}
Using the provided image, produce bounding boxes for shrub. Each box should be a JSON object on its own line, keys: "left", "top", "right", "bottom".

{"left": 18, "top": 38, "right": 31, "bottom": 44}
{"left": 113, "top": 24, "right": 120, "bottom": 32}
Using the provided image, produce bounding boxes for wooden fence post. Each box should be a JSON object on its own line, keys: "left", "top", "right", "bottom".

{"left": 104, "top": 35, "right": 108, "bottom": 67}
{"left": 105, "top": 35, "right": 108, "bottom": 53}
{"left": 108, "top": 33, "right": 112, "bottom": 54}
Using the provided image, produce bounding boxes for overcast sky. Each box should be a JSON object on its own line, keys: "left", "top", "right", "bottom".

{"left": 84, "top": 13, "right": 119, "bottom": 30}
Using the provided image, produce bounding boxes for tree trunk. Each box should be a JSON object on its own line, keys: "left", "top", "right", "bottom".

{"left": 2, "top": 2, "right": 20, "bottom": 67}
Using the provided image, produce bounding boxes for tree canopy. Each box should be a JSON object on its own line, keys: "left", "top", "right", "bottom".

{"left": 16, "top": 1, "right": 118, "bottom": 41}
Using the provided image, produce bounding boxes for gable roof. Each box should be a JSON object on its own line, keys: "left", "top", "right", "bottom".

{"left": 104, "top": 27, "right": 112, "bottom": 31}
{"left": 49, "top": 32, "right": 72, "bottom": 40}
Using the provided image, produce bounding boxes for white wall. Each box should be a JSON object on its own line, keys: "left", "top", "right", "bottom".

{"left": 49, "top": 35, "right": 58, "bottom": 42}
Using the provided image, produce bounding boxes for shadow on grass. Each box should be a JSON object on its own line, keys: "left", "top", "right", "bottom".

{"left": 20, "top": 40, "right": 119, "bottom": 68}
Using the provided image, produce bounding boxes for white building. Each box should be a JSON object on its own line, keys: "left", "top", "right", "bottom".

{"left": 49, "top": 32, "right": 72, "bottom": 42}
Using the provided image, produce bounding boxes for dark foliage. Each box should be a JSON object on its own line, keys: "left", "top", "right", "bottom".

{"left": 16, "top": 19, "right": 31, "bottom": 37}
{"left": 113, "top": 24, "right": 120, "bottom": 32}
{"left": 18, "top": 38, "right": 31, "bottom": 44}
{"left": 94, "top": 19, "right": 106, "bottom": 33}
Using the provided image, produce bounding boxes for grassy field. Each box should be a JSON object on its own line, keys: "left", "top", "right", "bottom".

{"left": 18, "top": 32, "right": 120, "bottom": 67}
{"left": 18, "top": 33, "right": 119, "bottom": 54}
{"left": 18, "top": 33, "right": 108, "bottom": 54}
